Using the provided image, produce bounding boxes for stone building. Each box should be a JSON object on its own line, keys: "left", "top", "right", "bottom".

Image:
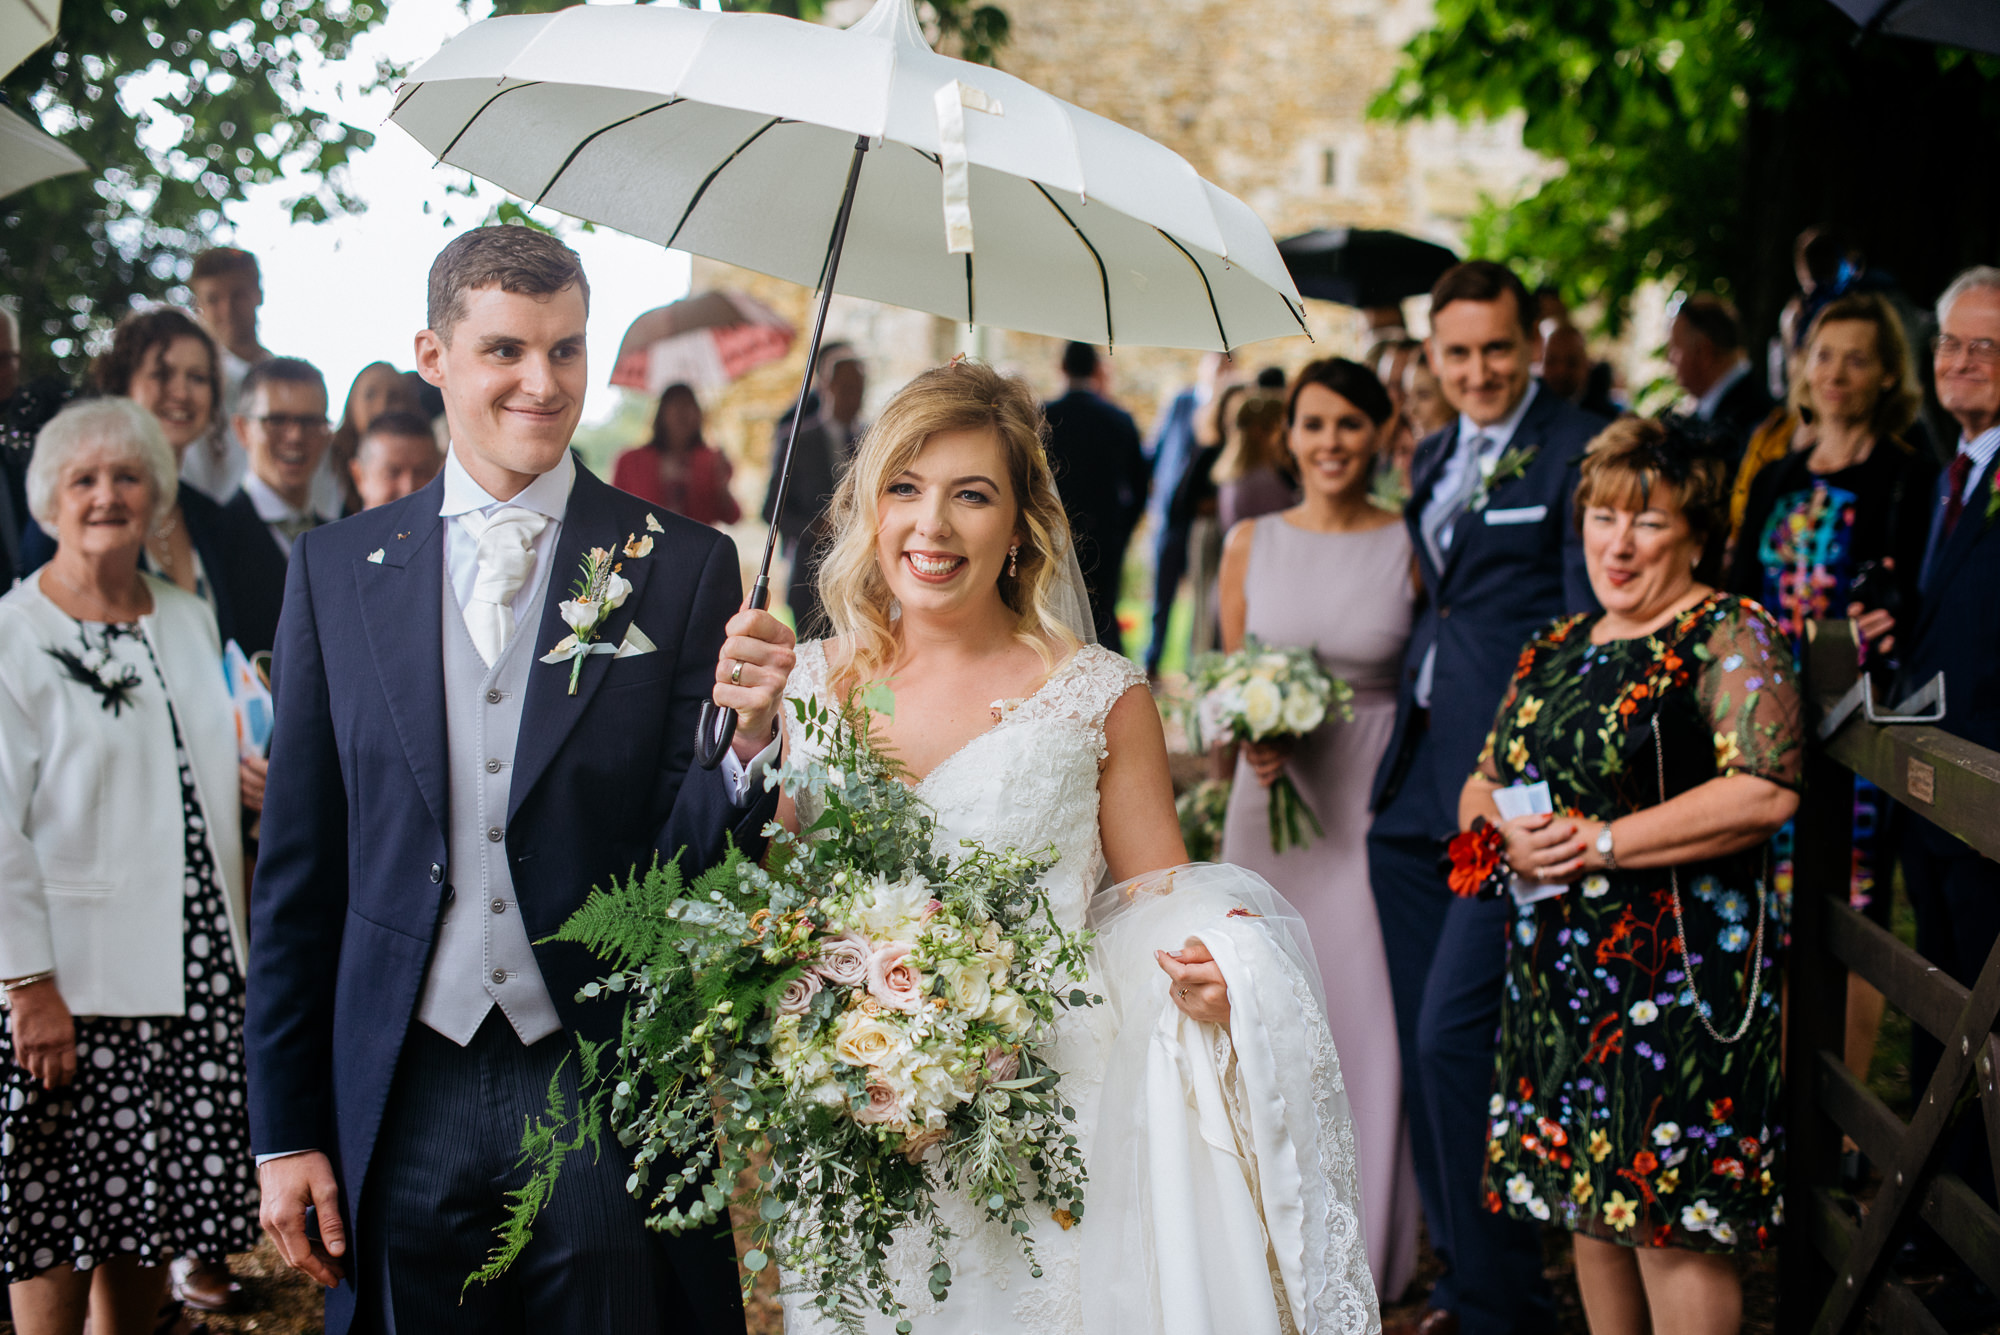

{"left": 685, "top": 0, "right": 1551, "bottom": 582}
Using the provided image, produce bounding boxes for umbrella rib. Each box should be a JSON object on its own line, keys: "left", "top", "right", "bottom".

{"left": 1030, "top": 183, "right": 1113, "bottom": 349}
{"left": 1156, "top": 229, "right": 1229, "bottom": 352}
{"left": 533, "top": 98, "right": 682, "bottom": 207}
{"left": 435, "top": 82, "right": 544, "bottom": 164}
{"left": 666, "top": 117, "right": 785, "bottom": 252}
{"left": 964, "top": 253, "right": 975, "bottom": 326}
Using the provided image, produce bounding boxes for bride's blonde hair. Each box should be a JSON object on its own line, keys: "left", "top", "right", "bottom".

{"left": 816, "top": 359, "right": 1082, "bottom": 692}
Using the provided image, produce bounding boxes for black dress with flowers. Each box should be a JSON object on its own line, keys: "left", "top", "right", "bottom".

{"left": 1476, "top": 593, "right": 1802, "bottom": 1253}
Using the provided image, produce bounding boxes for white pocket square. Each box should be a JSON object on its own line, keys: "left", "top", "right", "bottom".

{"left": 1484, "top": 504, "right": 1548, "bottom": 525}
{"left": 615, "top": 625, "right": 657, "bottom": 659}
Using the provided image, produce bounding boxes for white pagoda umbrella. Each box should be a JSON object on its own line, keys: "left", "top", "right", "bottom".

{"left": 0, "top": 98, "right": 83, "bottom": 198}
{"left": 390, "top": 0, "right": 1308, "bottom": 761}
{"left": 0, "top": 0, "right": 57, "bottom": 80}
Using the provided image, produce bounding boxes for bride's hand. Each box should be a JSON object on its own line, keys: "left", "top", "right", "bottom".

{"left": 1156, "top": 937, "right": 1230, "bottom": 1026}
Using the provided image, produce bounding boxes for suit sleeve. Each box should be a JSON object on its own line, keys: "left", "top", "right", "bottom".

{"left": 1560, "top": 446, "right": 1600, "bottom": 615}
{"left": 244, "top": 534, "right": 349, "bottom": 1156}
{"left": 654, "top": 534, "right": 779, "bottom": 873}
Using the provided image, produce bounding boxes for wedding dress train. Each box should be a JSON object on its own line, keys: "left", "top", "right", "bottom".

{"left": 781, "top": 642, "right": 1380, "bottom": 1335}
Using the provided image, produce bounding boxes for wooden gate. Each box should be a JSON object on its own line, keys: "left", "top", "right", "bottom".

{"left": 1782, "top": 621, "right": 2000, "bottom": 1332}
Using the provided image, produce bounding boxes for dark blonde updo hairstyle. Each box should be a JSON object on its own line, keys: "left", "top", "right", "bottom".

{"left": 1574, "top": 416, "right": 1735, "bottom": 583}
{"left": 815, "top": 359, "right": 1080, "bottom": 692}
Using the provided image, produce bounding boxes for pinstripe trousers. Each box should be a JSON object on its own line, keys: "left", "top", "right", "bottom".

{"left": 356, "top": 1012, "right": 745, "bottom": 1334}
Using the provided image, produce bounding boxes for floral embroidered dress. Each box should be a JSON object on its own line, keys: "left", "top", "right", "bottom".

{"left": 1475, "top": 593, "right": 1803, "bottom": 1252}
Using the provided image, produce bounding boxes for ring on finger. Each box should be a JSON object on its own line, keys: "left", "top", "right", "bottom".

{"left": 729, "top": 660, "right": 744, "bottom": 686}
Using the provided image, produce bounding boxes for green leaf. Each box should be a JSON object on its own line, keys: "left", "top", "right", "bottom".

{"left": 857, "top": 679, "right": 897, "bottom": 720}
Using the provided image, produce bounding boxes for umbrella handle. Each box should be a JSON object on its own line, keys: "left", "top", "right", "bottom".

{"left": 693, "top": 136, "right": 869, "bottom": 771}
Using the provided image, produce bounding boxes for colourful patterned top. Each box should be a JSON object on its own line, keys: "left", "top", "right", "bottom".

{"left": 1475, "top": 592, "right": 1803, "bottom": 1252}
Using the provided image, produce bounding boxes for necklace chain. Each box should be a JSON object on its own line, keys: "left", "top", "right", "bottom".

{"left": 1657, "top": 719, "right": 1766, "bottom": 1044}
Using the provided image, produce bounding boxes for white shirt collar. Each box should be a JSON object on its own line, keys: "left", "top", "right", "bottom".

{"left": 1957, "top": 425, "right": 2000, "bottom": 489}
{"left": 241, "top": 470, "right": 333, "bottom": 525}
{"left": 1695, "top": 360, "right": 1752, "bottom": 421}
{"left": 439, "top": 444, "right": 575, "bottom": 521}
{"left": 1457, "top": 379, "right": 1540, "bottom": 454}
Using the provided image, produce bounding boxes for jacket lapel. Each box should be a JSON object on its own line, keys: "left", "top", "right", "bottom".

{"left": 354, "top": 483, "right": 450, "bottom": 839}
{"left": 509, "top": 468, "right": 658, "bottom": 822}
{"left": 1407, "top": 422, "right": 1458, "bottom": 594}
{"left": 1439, "top": 387, "right": 1556, "bottom": 586}
{"left": 1918, "top": 461, "right": 1996, "bottom": 634}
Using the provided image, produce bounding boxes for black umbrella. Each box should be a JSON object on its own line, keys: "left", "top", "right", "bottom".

{"left": 1829, "top": 0, "right": 2000, "bottom": 54}
{"left": 1276, "top": 228, "right": 1460, "bottom": 310}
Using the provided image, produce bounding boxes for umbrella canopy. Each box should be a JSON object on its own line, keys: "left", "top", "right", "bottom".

{"left": 1277, "top": 227, "right": 1459, "bottom": 310}
{"left": 1829, "top": 0, "right": 2000, "bottom": 54}
{"left": 0, "top": 98, "right": 83, "bottom": 199}
{"left": 610, "top": 290, "right": 796, "bottom": 395}
{"left": 389, "top": 0, "right": 1306, "bottom": 353}
{"left": 0, "top": 0, "right": 56, "bottom": 80}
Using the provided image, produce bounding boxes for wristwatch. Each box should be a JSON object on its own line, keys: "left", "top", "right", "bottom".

{"left": 1595, "top": 824, "right": 1617, "bottom": 870}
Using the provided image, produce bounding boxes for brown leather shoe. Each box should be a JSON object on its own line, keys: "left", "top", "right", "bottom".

{"left": 1383, "top": 1308, "right": 1460, "bottom": 1335}
{"left": 168, "top": 1256, "right": 237, "bottom": 1313}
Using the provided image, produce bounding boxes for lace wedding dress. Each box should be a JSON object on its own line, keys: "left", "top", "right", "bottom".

{"left": 782, "top": 641, "right": 1380, "bottom": 1335}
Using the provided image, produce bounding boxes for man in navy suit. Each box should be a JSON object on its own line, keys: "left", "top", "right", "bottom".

{"left": 1368, "top": 262, "right": 1601, "bottom": 1335}
{"left": 1894, "top": 265, "right": 2000, "bottom": 1196}
{"left": 1043, "top": 341, "right": 1150, "bottom": 650}
{"left": 246, "top": 227, "right": 794, "bottom": 1334}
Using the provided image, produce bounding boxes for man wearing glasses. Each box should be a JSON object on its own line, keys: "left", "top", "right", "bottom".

{"left": 1891, "top": 266, "right": 2000, "bottom": 1228}
{"left": 221, "top": 356, "right": 339, "bottom": 657}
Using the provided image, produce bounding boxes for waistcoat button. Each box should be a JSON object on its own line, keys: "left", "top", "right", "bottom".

{"left": 485, "top": 758, "right": 502, "bottom": 773}
{"left": 486, "top": 688, "right": 502, "bottom": 704}
{"left": 491, "top": 969, "right": 507, "bottom": 985}
{"left": 491, "top": 899, "right": 507, "bottom": 914}
{"left": 487, "top": 826, "right": 504, "bottom": 843}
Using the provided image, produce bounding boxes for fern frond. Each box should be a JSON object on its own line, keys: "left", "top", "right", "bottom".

{"left": 544, "top": 856, "right": 687, "bottom": 971}
{"left": 465, "top": 1041, "right": 609, "bottom": 1292}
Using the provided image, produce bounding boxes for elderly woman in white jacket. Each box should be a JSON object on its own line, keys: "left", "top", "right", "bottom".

{"left": 0, "top": 400, "right": 258, "bottom": 1335}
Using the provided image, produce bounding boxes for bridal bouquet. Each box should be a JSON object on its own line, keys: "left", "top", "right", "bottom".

{"left": 480, "top": 691, "right": 1097, "bottom": 1334}
{"left": 1186, "top": 637, "right": 1351, "bottom": 854}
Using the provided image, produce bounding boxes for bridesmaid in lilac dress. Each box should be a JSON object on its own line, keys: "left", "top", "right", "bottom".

{"left": 1217, "top": 358, "right": 1420, "bottom": 1303}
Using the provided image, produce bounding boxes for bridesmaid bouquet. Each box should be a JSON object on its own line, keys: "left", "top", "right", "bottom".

{"left": 479, "top": 691, "right": 1098, "bottom": 1335}
{"left": 1186, "top": 637, "right": 1352, "bottom": 854}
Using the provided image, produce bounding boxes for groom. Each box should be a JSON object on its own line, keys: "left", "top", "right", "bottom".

{"left": 246, "top": 226, "right": 795, "bottom": 1334}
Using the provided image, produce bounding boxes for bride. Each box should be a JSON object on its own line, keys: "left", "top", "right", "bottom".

{"left": 754, "top": 360, "right": 1378, "bottom": 1335}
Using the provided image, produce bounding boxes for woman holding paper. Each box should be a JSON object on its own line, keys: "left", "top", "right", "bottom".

{"left": 1458, "top": 417, "right": 1802, "bottom": 1334}
{"left": 1216, "top": 357, "right": 1420, "bottom": 1302}
{"left": 0, "top": 401, "right": 259, "bottom": 1335}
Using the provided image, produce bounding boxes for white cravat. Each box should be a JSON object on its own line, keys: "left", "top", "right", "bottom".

{"left": 461, "top": 507, "right": 549, "bottom": 666}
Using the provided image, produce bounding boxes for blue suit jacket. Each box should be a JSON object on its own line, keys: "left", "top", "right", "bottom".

{"left": 244, "top": 466, "right": 775, "bottom": 1269}
{"left": 1371, "top": 384, "right": 1604, "bottom": 835}
{"left": 1900, "top": 458, "right": 2000, "bottom": 853}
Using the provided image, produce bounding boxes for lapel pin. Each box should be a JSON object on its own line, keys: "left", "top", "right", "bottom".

{"left": 397, "top": 531, "right": 411, "bottom": 540}
{"left": 367, "top": 549, "right": 385, "bottom": 564}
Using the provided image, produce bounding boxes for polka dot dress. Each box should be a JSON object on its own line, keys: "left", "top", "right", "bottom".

{"left": 0, "top": 622, "right": 259, "bottom": 1281}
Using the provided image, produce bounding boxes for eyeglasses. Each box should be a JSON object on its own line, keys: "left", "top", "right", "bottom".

{"left": 246, "top": 413, "right": 329, "bottom": 435}
{"left": 1932, "top": 335, "right": 2000, "bottom": 364}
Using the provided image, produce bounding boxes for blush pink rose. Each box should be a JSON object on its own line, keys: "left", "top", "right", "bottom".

{"left": 983, "top": 1046, "right": 1020, "bottom": 1084}
{"left": 814, "top": 932, "right": 872, "bottom": 988}
{"left": 866, "top": 942, "right": 926, "bottom": 1014}
{"left": 777, "top": 970, "right": 823, "bottom": 1016}
{"left": 853, "top": 1081, "right": 907, "bottom": 1126}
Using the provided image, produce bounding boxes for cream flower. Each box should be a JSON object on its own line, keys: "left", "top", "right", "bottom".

{"left": 939, "top": 958, "right": 993, "bottom": 1014}
{"left": 985, "top": 990, "right": 1033, "bottom": 1036}
{"left": 1239, "top": 676, "right": 1283, "bottom": 736}
{"left": 1280, "top": 687, "right": 1326, "bottom": 735}
{"left": 854, "top": 874, "right": 932, "bottom": 940}
{"left": 834, "top": 1012, "right": 901, "bottom": 1067}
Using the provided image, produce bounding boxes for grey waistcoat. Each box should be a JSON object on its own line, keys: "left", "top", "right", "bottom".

{"left": 415, "top": 556, "right": 563, "bottom": 1046}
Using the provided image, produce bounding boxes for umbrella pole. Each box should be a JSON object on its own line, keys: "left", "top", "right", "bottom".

{"left": 696, "top": 134, "right": 872, "bottom": 769}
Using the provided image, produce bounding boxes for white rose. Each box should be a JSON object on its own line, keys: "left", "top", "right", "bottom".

{"left": 810, "top": 1080, "right": 847, "bottom": 1108}
{"left": 833, "top": 1012, "right": 901, "bottom": 1067}
{"left": 985, "top": 990, "right": 1034, "bottom": 1036}
{"left": 559, "top": 599, "right": 599, "bottom": 632}
{"left": 1195, "top": 690, "right": 1233, "bottom": 747}
{"left": 1281, "top": 688, "right": 1326, "bottom": 735}
{"left": 1239, "top": 676, "right": 1283, "bottom": 737}
{"left": 939, "top": 959, "right": 992, "bottom": 1014}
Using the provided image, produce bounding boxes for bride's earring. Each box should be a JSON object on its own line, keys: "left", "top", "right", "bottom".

{"left": 1008, "top": 544, "right": 1020, "bottom": 578}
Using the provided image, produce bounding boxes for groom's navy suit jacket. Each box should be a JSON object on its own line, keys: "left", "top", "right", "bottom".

{"left": 244, "top": 466, "right": 774, "bottom": 1277}
{"left": 1371, "top": 384, "right": 1603, "bottom": 836}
